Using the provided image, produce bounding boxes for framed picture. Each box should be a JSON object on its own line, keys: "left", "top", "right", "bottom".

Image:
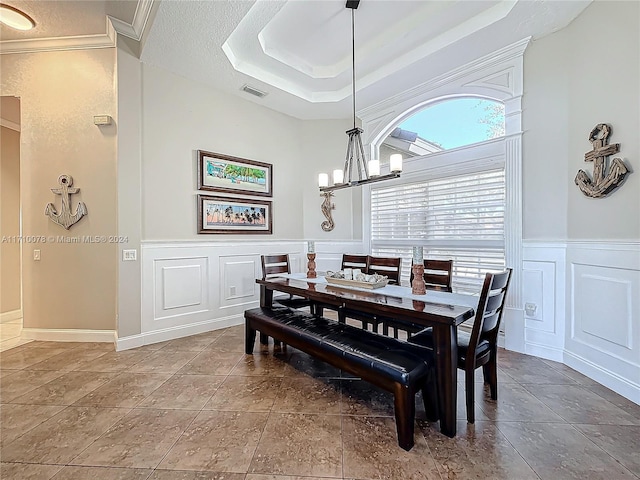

{"left": 197, "top": 150, "right": 272, "bottom": 197}
{"left": 197, "top": 195, "right": 272, "bottom": 234}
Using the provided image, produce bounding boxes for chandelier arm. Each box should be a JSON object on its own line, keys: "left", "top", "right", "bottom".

{"left": 356, "top": 132, "right": 368, "bottom": 179}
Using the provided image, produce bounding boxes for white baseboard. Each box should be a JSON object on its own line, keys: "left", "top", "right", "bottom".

{"left": 1, "top": 309, "right": 22, "bottom": 323}
{"left": 21, "top": 328, "right": 116, "bottom": 343}
{"left": 524, "top": 342, "right": 564, "bottom": 363}
{"left": 116, "top": 314, "right": 244, "bottom": 351}
{"left": 564, "top": 350, "right": 640, "bottom": 405}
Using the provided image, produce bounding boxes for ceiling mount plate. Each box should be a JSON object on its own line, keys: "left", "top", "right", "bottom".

{"left": 346, "top": 1, "right": 360, "bottom": 10}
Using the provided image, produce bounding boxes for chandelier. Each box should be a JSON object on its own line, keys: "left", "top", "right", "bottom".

{"left": 318, "top": 0, "right": 402, "bottom": 193}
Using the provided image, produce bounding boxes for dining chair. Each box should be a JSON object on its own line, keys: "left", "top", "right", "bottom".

{"left": 261, "top": 254, "right": 314, "bottom": 313}
{"left": 409, "top": 259, "right": 453, "bottom": 292}
{"left": 383, "top": 259, "right": 454, "bottom": 338}
{"left": 366, "top": 256, "right": 402, "bottom": 284}
{"left": 338, "top": 255, "right": 402, "bottom": 331}
{"left": 341, "top": 254, "right": 368, "bottom": 271}
{"left": 408, "top": 268, "right": 512, "bottom": 423}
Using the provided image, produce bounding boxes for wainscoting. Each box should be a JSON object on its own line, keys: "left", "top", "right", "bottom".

{"left": 115, "top": 240, "right": 364, "bottom": 351}
{"left": 118, "top": 239, "right": 639, "bottom": 405}
{"left": 523, "top": 240, "right": 640, "bottom": 404}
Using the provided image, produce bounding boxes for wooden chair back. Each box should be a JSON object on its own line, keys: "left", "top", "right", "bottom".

{"left": 366, "top": 256, "right": 402, "bottom": 285}
{"left": 409, "top": 259, "right": 453, "bottom": 292}
{"left": 261, "top": 254, "right": 291, "bottom": 280}
{"left": 466, "top": 269, "right": 512, "bottom": 369}
{"left": 341, "top": 254, "right": 368, "bottom": 270}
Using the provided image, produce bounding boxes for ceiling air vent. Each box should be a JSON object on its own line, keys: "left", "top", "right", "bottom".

{"left": 241, "top": 85, "right": 267, "bottom": 98}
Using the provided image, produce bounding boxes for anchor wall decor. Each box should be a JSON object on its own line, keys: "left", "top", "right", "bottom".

{"left": 45, "top": 175, "right": 88, "bottom": 229}
{"left": 575, "top": 123, "right": 631, "bottom": 198}
{"left": 320, "top": 192, "right": 335, "bottom": 232}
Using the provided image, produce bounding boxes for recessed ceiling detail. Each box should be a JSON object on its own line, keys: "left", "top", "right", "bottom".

{"left": 222, "top": 0, "right": 516, "bottom": 103}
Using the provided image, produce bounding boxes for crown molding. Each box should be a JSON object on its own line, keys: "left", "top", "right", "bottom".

{"left": 109, "top": 0, "right": 155, "bottom": 41}
{"left": 0, "top": 17, "right": 116, "bottom": 55}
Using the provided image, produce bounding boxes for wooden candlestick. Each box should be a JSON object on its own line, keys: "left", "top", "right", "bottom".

{"left": 307, "top": 253, "right": 317, "bottom": 278}
{"left": 411, "top": 263, "right": 426, "bottom": 295}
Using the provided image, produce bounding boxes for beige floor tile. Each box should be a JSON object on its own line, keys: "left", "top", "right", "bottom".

{"left": 71, "top": 408, "right": 197, "bottom": 469}
{"left": 342, "top": 415, "right": 441, "bottom": 480}
{"left": 587, "top": 383, "right": 640, "bottom": 420}
{"left": 205, "top": 335, "right": 246, "bottom": 353}
{"left": 150, "top": 470, "right": 245, "bottom": 479}
{"left": 0, "top": 337, "right": 33, "bottom": 352}
{"left": 26, "top": 348, "right": 111, "bottom": 372}
{"left": 50, "top": 466, "right": 153, "bottom": 480}
{"left": 73, "top": 372, "right": 172, "bottom": 408}
{"left": 341, "top": 379, "right": 395, "bottom": 417}
{"left": 0, "top": 462, "right": 62, "bottom": 480}
{"left": 73, "top": 350, "right": 154, "bottom": 372}
{"left": 176, "top": 350, "right": 243, "bottom": 375}
{"left": 156, "top": 331, "right": 223, "bottom": 352}
{"left": 128, "top": 351, "right": 200, "bottom": 374}
{"left": 159, "top": 410, "right": 269, "bottom": 473}
{"left": 421, "top": 420, "right": 539, "bottom": 480}
{"left": 272, "top": 376, "right": 341, "bottom": 414}
{"left": 248, "top": 413, "right": 342, "bottom": 478}
{"left": 204, "top": 376, "right": 281, "bottom": 412}
{"left": 245, "top": 476, "right": 338, "bottom": 480}
{"left": 524, "top": 384, "right": 640, "bottom": 425}
{"left": 498, "top": 422, "right": 637, "bottom": 479}
{"left": 1, "top": 406, "right": 130, "bottom": 464}
{"left": 284, "top": 353, "right": 341, "bottom": 378}
{"left": 137, "top": 374, "right": 224, "bottom": 410}
{"left": 230, "top": 352, "right": 289, "bottom": 377}
{"left": 0, "top": 346, "right": 70, "bottom": 369}
{"left": 498, "top": 355, "right": 577, "bottom": 385}
{"left": 575, "top": 424, "right": 640, "bottom": 476}
{"left": 475, "top": 382, "right": 565, "bottom": 423}
{"left": 11, "top": 371, "right": 117, "bottom": 406}
{"left": 1, "top": 403, "right": 66, "bottom": 446}
{"left": 0, "top": 368, "right": 66, "bottom": 402}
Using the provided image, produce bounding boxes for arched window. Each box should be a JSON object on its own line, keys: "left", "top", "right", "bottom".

{"left": 370, "top": 97, "right": 506, "bottom": 293}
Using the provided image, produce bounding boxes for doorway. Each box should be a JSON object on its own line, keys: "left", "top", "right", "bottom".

{"left": 0, "top": 96, "right": 27, "bottom": 351}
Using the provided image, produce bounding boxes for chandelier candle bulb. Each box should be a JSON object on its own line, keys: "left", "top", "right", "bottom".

{"left": 307, "top": 241, "right": 315, "bottom": 253}
{"left": 333, "top": 169, "right": 344, "bottom": 185}
{"left": 318, "top": 173, "right": 329, "bottom": 188}
{"left": 390, "top": 154, "right": 403, "bottom": 173}
{"left": 368, "top": 159, "right": 380, "bottom": 177}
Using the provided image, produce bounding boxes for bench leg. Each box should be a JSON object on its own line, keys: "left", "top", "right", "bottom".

{"left": 393, "top": 383, "right": 415, "bottom": 451}
{"left": 259, "top": 333, "right": 269, "bottom": 345}
{"left": 245, "top": 321, "right": 257, "bottom": 354}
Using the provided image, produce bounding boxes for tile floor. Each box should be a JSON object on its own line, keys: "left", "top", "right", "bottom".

{"left": 1, "top": 324, "right": 639, "bottom": 480}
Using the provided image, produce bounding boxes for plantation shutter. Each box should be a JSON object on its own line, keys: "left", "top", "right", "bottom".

{"left": 370, "top": 169, "right": 506, "bottom": 293}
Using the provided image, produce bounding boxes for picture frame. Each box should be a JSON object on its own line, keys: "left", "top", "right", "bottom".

{"left": 197, "top": 195, "right": 272, "bottom": 234}
{"left": 197, "top": 150, "right": 272, "bottom": 197}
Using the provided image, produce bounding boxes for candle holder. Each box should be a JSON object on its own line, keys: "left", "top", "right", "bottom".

{"left": 411, "top": 262, "right": 426, "bottom": 295}
{"left": 307, "top": 253, "right": 317, "bottom": 278}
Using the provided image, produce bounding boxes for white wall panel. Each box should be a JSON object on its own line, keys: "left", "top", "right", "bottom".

{"left": 162, "top": 265, "right": 203, "bottom": 310}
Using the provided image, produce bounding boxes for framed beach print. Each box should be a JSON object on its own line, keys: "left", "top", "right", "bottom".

{"left": 197, "top": 150, "right": 273, "bottom": 197}
{"left": 197, "top": 195, "right": 272, "bottom": 234}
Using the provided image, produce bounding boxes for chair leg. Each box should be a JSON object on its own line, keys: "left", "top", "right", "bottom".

{"left": 259, "top": 332, "right": 269, "bottom": 345}
{"left": 338, "top": 308, "right": 346, "bottom": 324}
{"left": 483, "top": 354, "right": 498, "bottom": 400}
{"left": 393, "top": 383, "right": 415, "bottom": 451}
{"left": 465, "top": 368, "right": 475, "bottom": 424}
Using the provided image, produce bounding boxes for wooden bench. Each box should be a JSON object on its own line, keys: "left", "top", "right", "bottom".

{"left": 244, "top": 306, "right": 438, "bottom": 450}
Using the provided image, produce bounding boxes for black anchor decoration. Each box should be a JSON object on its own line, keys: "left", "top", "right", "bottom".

{"left": 575, "top": 123, "right": 631, "bottom": 198}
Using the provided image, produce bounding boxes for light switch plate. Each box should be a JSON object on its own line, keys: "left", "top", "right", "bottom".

{"left": 122, "top": 249, "right": 137, "bottom": 261}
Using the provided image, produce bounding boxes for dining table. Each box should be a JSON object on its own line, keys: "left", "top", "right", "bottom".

{"left": 256, "top": 272, "right": 477, "bottom": 438}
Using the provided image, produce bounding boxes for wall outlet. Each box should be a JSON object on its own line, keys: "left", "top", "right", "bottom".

{"left": 525, "top": 302, "right": 538, "bottom": 317}
{"left": 122, "top": 249, "right": 137, "bottom": 261}
{"left": 33, "top": 249, "right": 41, "bottom": 261}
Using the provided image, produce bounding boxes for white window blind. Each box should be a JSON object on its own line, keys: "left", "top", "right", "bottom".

{"left": 371, "top": 169, "right": 505, "bottom": 293}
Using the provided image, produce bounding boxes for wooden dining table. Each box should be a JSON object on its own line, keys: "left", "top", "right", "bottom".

{"left": 256, "top": 273, "right": 477, "bottom": 437}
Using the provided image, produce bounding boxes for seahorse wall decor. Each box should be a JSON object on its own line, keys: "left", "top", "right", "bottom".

{"left": 320, "top": 192, "right": 335, "bottom": 232}
{"left": 575, "top": 124, "right": 631, "bottom": 198}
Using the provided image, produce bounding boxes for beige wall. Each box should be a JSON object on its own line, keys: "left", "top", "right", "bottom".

{"left": 141, "top": 63, "right": 356, "bottom": 242}
{"left": 523, "top": 0, "right": 639, "bottom": 240}
{"left": 1, "top": 49, "right": 117, "bottom": 330}
{"left": 1, "top": 124, "right": 21, "bottom": 314}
